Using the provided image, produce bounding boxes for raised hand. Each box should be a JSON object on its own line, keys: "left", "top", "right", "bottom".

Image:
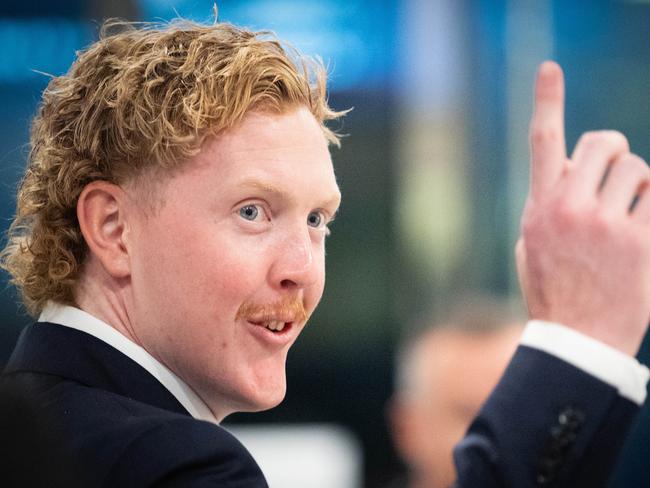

{"left": 516, "top": 61, "right": 650, "bottom": 356}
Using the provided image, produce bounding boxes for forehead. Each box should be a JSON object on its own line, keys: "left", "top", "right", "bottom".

{"left": 215, "top": 106, "right": 328, "bottom": 153}
{"left": 185, "top": 107, "right": 340, "bottom": 200}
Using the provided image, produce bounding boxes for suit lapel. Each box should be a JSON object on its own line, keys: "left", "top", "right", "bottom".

{"left": 4, "top": 322, "right": 189, "bottom": 416}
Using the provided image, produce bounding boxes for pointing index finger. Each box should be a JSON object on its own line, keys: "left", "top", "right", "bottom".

{"left": 529, "top": 61, "right": 567, "bottom": 200}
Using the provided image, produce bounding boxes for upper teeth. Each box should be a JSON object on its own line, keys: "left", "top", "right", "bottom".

{"left": 266, "top": 321, "right": 286, "bottom": 332}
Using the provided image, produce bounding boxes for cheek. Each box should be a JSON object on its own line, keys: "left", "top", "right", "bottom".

{"left": 133, "top": 219, "right": 263, "bottom": 318}
{"left": 178, "top": 239, "right": 273, "bottom": 317}
{"left": 305, "top": 250, "right": 327, "bottom": 311}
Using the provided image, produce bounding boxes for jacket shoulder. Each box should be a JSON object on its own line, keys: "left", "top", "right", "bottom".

{"left": 3, "top": 372, "right": 267, "bottom": 488}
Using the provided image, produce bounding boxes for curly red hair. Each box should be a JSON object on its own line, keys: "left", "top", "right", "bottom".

{"left": 1, "top": 19, "right": 344, "bottom": 315}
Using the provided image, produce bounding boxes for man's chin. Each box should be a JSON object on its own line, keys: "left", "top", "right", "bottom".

{"left": 246, "top": 386, "right": 287, "bottom": 413}
{"left": 226, "top": 378, "right": 288, "bottom": 415}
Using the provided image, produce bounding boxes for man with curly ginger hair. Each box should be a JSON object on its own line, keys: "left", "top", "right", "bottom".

{"left": 2, "top": 17, "right": 650, "bottom": 488}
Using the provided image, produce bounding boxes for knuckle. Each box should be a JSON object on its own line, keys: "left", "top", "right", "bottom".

{"left": 514, "top": 238, "right": 526, "bottom": 260}
{"left": 576, "top": 131, "right": 601, "bottom": 148}
{"left": 604, "top": 130, "right": 630, "bottom": 150}
{"left": 530, "top": 124, "right": 561, "bottom": 147}
{"left": 577, "top": 130, "right": 629, "bottom": 152}
{"left": 591, "top": 209, "right": 615, "bottom": 236}
{"left": 617, "top": 153, "right": 650, "bottom": 177}
{"left": 553, "top": 200, "right": 583, "bottom": 228}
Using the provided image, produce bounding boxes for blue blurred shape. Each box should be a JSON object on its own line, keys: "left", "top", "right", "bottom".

{"left": 0, "top": 18, "right": 92, "bottom": 84}
{"left": 138, "top": 0, "right": 396, "bottom": 91}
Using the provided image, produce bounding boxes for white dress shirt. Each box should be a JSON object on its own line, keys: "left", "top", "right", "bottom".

{"left": 521, "top": 320, "right": 649, "bottom": 405}
{"left": 39, "top": 302, "right": 218, "bottom": 424}
{"left": 39, "top": 302, "right": 650, "bottom": 424}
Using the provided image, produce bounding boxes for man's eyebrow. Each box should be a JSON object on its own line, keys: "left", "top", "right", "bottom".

{"left": 237, "top": 180, "right": 341, "bottom": 210}
{"left": 238, "top": 180, "right": 290, "bottom": 198}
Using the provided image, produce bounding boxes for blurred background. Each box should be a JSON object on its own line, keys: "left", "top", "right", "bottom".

{"left": 1, "top": 0, "right": 650, "bottom": 486}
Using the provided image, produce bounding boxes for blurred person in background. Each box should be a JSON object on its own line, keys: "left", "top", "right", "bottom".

{"left": 388, "top": 297, "right": 523, "bottom": 488}
{"left": 1, "top": 14, "right": 650, "bottom": 487}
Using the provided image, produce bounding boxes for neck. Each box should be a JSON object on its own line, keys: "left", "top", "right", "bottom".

{"left": 74, "top": 257, "right": 239, "bottom": 424}
{"left": 409, "top": 469, "right": 444, "bottom": 488}
{"left": 74, "top": 257, "right": 140, "bottom": 346}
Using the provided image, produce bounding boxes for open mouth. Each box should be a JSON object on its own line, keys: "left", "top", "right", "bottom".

{"left": 248, "top": 320, "right": 293, "bottom": 334}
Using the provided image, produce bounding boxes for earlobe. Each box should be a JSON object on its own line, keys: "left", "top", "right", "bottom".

{"left": 77, "top": 181, "right": 131, "bottom": 279}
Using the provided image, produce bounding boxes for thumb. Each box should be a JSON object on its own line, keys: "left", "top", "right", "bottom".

{"left": 515, "top": 238, "right": 532, "bottom": 317}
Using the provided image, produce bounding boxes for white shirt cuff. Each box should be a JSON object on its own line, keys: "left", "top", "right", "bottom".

{"left": 520, "top": 320, "right": 650, "bottom": 405}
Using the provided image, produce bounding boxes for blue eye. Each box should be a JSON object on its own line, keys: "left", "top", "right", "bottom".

{"left": 307, "top": 211, "right": 323, "bottom": 227}
{"left": 239, "top": 205, "right": 260, "bottom": 221}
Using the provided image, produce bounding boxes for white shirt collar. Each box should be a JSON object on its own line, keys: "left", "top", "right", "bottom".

{"left": 38, "top": 302, "right": 218, "bottom": 424}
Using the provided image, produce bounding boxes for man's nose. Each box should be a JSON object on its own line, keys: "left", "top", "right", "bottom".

{"left": 269, "top": 228, "right": 319, "bottom": 290}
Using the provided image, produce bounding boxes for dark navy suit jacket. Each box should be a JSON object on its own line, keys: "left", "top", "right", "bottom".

{"left": 3, "top": 322, "right": 267, "bottom": 487}
{"left": 2, "top": 322, "right": 641, "bottom": 487}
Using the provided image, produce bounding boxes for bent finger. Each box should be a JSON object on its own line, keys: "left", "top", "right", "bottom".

{"left": 599, "top": 153, "right": 650, "bottom": 215}
{"left": 631, "top": 180, "right": 650, "bottom": 225}
{"left": 568, "top": 130, "right": 630, "bottom": 201}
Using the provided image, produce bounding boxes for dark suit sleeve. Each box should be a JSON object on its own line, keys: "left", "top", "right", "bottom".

{"left": 452, "top": 346, "right": 640, "bottom": 488}
{"left": 106, "top": 418, "right": 269, "bottom": 488}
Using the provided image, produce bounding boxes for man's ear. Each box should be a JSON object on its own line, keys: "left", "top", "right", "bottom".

{"left": 77, "top": 181, "right": 132, "bottom": 279}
